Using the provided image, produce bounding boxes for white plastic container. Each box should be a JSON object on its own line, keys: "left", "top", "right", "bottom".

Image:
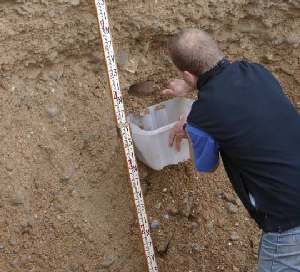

{"left": 128, "top": 97, "right": 194, "bottom": 170}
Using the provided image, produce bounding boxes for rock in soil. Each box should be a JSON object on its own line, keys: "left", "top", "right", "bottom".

{"left": 190, "top": 221, "right": 199, "bottom": 234}
{"left": 156, "top": 233, "right": 172, "bottom": 255}
{"left": 10, "top": 190, "right": 25, "bottom": 206}
{"left": 220, "top": 192, "right": 238, "bottom": 205}
{"left": 225, "top": 202, "right": 238, "bottom": 214}
{"left": 191, "top": 243, "right": 204, "bottom": 253}
{"left": 230, "top": 232, "right": 240, "bottom": 241}
{"left": 5, "top": 161, "right": 14, "bottom": 172}
{"left": 150, "top": 219, "right": 160, "bottom": 230}
{"left": 163, "top": 214, "right": 170, "bottom": 220}
{"left": 69, "top": 0, "right": 80, "bottom": 6}
{"left": 181, "top": 192, "right": 194, "bottom": 218}
{"left": 154, "top": 202, "right": 161, "bottom": 210}
{"left": 233, "top": 265, "right": 240, "bottom": 272}
{"left": 128, "top": 81, "right": 154, "bottom": 96}
{"left": 61, "top": 164, "right": 76, "bottom": 182}
{"left": 46, "top": 104, "right": 59, "bottom": 118}
{"left": 99, "top": 255, "right": 115, "bottom": 268}
{"left": 167, "top": 204, "right": 179, "bottom": 216}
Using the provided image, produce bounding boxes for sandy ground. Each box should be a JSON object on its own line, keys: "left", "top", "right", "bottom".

{"left": 0, "top": 0, "right": 299, "bottom": 271}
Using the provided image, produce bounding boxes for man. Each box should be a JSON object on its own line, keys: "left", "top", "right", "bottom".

{"left": 164, "top": 28, "right": 300, "bottom": 271}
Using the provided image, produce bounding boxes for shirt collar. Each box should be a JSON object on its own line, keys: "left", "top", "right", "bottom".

{"left": 197, "top": 58, "right": 230, "bottom": 90}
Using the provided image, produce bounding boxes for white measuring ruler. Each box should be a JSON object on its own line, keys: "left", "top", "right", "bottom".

{"left": 94, "top": 1, "right": 159, "bottom": 271}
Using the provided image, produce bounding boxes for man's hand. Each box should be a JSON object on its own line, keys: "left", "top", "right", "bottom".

{"left": 169, "top": 115, "right": 187, "bottom": 152}
{"left": 163, "top": 79, "right": 193, "bottom": 97}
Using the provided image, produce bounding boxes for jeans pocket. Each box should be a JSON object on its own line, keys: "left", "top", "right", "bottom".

{"left": 280, "top": 226, "right": 300, "bottom": 244}
{"left": 292, "top": 233, "right": 300, "bottom": 243}
{"left": 276, "top": 231, "right": 300, "bottom": 271}
{"left": 257, "top": 232, "right": 278, "bottom": 271}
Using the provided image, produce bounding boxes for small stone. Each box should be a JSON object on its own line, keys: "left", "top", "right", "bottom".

{"left": 157, "top": 241, "right": 169, "bottom": 255}
{"left": 216, "top": 217, "right": 226, "bottom": 228}
{"left": 220, "top": 192, "right": 237, "bottom": 205}
{"left": 10, "top": 190, "right": 25, "bottom": 206}
{"left": 163, "top": 214, "right": 170, "bottom": 220}
{"left": 19, "top": 216, "right": 33, "bottom": 234}
{"left": 150, "top": 220, "right": 160, "bottom": 230}
{"left": 69, "top": 263, "right": 80, "bottom": 271}
{"left": 0, "top": 244, "right": 5, "bottom": 251}
{"left": 237, "top": 22, "right": 256, "bottom": 33}
{"left": 100, "top": 255, "right": 114, "bottom": 268}
{"left": 236, "top": 198, "right": 242, "bottom": 207}
{"left": 5, "top": 161, "right": 14, "bottom": 172}
{"left": 123, "top": 58, "right": 139, "bottom": 74}
{"left": 191, "top": 243, "right": 204, "bottom": 253}
{"left": 9, "top": 259, "right": 19, "bottom": 269}
{"left": 53, "top": 200, "right": 64, "bottom": 213}
{"left": 191, "top": 222, "right": 199, "bottom": 233}
{"left": 167, "top": 203, "right": 179, "bottom": 216}
{"left": 191, "top": 221, "right": 199, "bottom": 228}
{"left": 225, "top": 202, "right": 238, "bottom": 214}
{"left": 156, "top": 234, "right": 172, "bottom": 255}
{"left": 230, "top": 232, "right": 240, "bottom": 241}
{"left": 280, "top": 64, "right": 294, "bottom": 76}
{"left": 93, "top": 63, "right": 101, "bottom": 74}
{"left": 128, "top": 81, "right": 154, "bottom": 96}
{"left": 9, "top": 236, "right": 17, "bottom": 246}
{"left": 139, "top": 57, "right": 148, "bottom": 66}
{"left": 272, "top": 38, "right": 285, "bottom": 46}
{"left": 49, "top": 70, "right": 64, "bottom": 82}
{"left": 69, "top": 0, "right": 80, "bottom": 6}
{"left": 261, "top": 53, "right": 274, "bottom": 63}
{"left": 116, "top": 50, "right": 127, "bottom": 66}
{"left": 48, "top": 50, "right": 58, "bottom": 63}
{"left": 154, "top": 202, "right": 161, "bottom": 210}
{"left": 286, "top": 34, "right": 300, "bottom": 47}
{"left": 175, "top": 14, "right": 186, "bottom": 24}
{"left": 207, "top": 221, "right": 214, "bottom": 233}
{"left": 141, "top": 181, "right": 149, "bottom": 195}
{"left": 139, "top": 165, "right": 149, "bottom": 180}
{"left": 61, "top": 164, "right": 75, "bottom": 182}
{"left": 232, "top": 265, "right": 239, "bottom": 272}
{"left": 89, "top": 51, "right": 101, "bottom": 64}
{"left": 46, "top": 104, "right": 59, "bottom": 118}
{"left": 181, "top": 192, "right": 194, "bottom": 218}
{"left": 162, "top": 188, "right": 167, "bottom": 193}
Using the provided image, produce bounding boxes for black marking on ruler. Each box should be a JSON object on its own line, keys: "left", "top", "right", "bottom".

{"left": 94, "top": 1, "right": 158, "bottom": 271}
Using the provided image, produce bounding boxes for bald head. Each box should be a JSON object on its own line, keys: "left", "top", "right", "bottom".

{"left": 168, "top": 28, "right": 224, "bottom": 76}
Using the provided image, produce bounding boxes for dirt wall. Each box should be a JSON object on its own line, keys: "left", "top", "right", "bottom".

{"left": 0, "top": 0, "right": 299, "bottom": 272}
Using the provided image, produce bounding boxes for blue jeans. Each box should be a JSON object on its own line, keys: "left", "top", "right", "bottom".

{"left": 257, "top": 226, "right": 300, "bottom": 271}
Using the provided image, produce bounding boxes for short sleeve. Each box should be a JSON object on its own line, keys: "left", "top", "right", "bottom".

{"left": 186, "top": 124, "right": 219, "bottom": 172}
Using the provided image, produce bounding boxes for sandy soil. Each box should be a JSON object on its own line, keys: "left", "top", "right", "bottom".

{"left": 0, "top": 0, "right": 299, "bottom": 271}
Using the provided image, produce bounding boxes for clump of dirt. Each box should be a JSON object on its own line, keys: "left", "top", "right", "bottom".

{"left": 0, "top": 1, "right": 299, "bottom": 272}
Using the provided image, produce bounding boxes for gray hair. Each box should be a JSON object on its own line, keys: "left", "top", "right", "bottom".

{"left": 168, "top": 28, "right": 224, "bottom": 76}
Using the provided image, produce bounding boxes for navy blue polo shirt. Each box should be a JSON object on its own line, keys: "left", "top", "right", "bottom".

{"left": 187, "top": 59, "right": 300, "bottom": 233}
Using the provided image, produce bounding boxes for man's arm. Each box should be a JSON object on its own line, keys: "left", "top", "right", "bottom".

{"left": 185, "top": 124, "right": 220, "bottom": 173}
{"left": 169, "top": 119, "right": 220, "bottom": 173}
{"left": 188, "top": 138, "right": 219, "bottom": 173}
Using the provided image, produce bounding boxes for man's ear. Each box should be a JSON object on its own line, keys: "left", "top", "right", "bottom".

{"left": 182, "top": 71, "right": 197, "bottom": 88}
